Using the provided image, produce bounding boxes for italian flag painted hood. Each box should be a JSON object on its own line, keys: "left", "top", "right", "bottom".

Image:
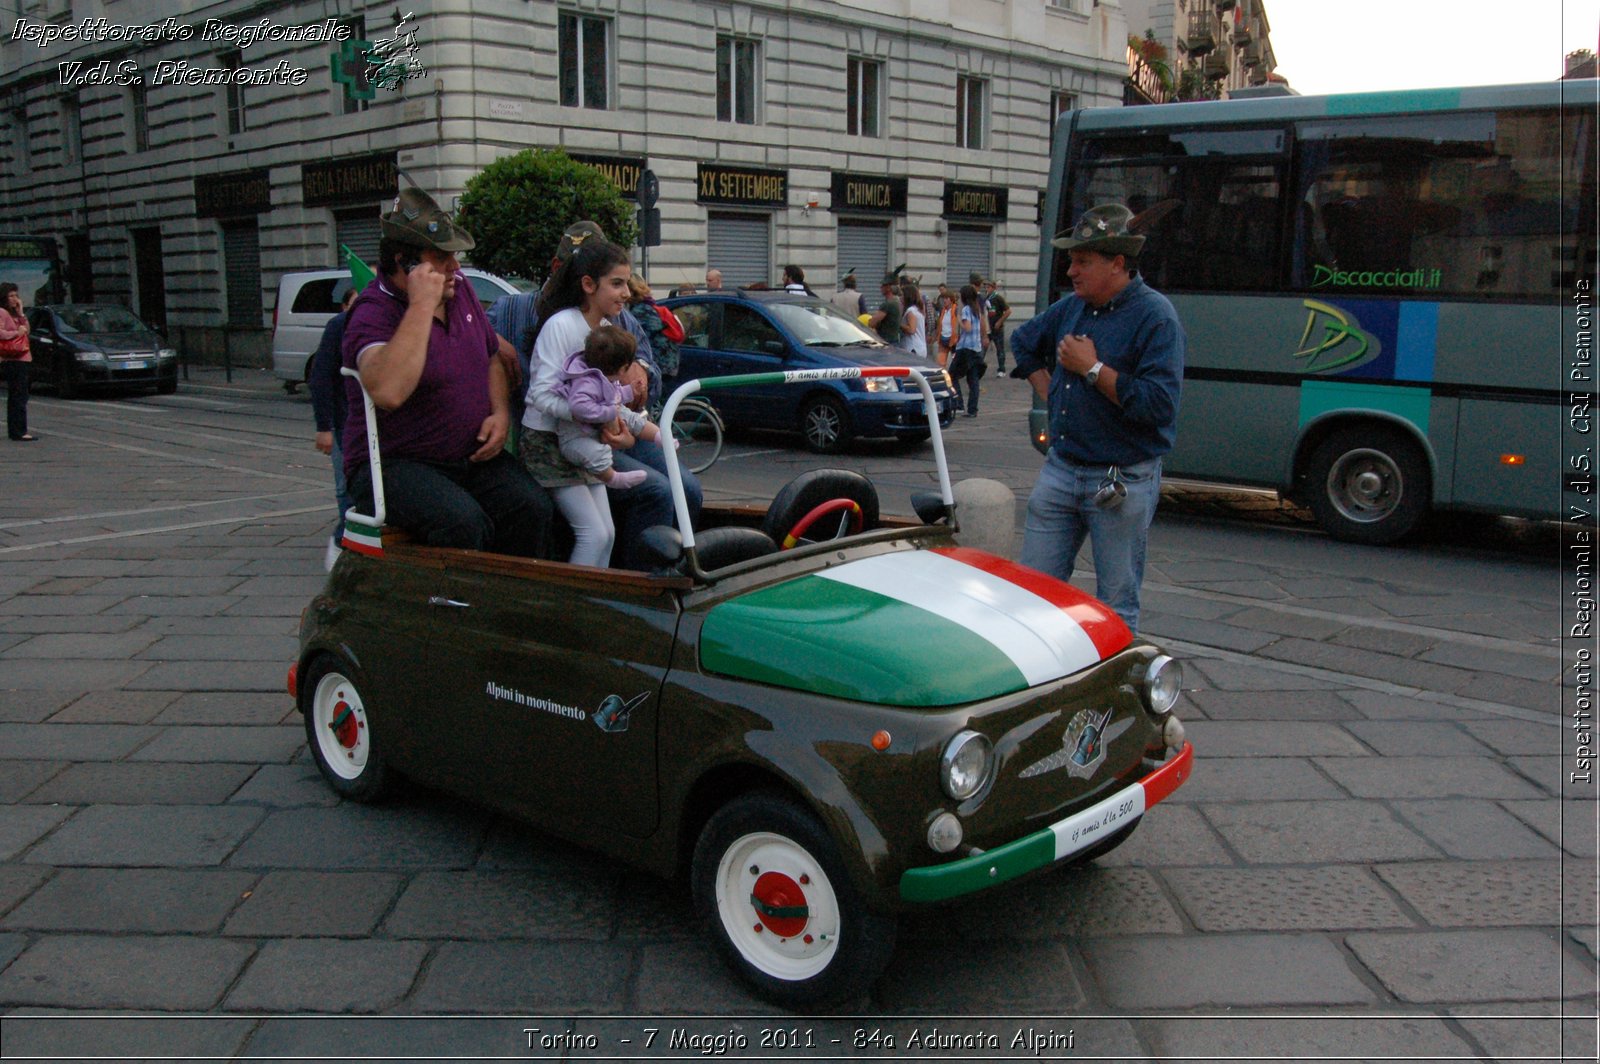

{"left": 699, "top": 547, "right": 1131, "bottom": 707}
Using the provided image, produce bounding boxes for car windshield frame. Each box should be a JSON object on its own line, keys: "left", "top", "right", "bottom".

{"left": 52, "top": 305, "right": 148, "bottom": 334}
{"left": 765, "top": 300, "right": 888, "bottom": 352}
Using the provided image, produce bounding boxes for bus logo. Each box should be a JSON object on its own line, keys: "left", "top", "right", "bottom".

{"left": 1294, "top": 300, "right": 1373, "bottom": 373}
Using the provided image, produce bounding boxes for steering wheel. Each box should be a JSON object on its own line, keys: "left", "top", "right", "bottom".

{"left": 781, "top": 498, "right": 864, "bottom": 549}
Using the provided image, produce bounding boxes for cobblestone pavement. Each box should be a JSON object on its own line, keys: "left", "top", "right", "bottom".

{"left": 0, "top": 369, "right": 1593, "bottom": 1061}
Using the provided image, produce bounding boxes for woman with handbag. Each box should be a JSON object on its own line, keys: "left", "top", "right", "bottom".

{"left": 0, "top": 283, "right": 34, "bottom": 442}
{"left": 951, "top": 284, "right": 986, "bottom": 418}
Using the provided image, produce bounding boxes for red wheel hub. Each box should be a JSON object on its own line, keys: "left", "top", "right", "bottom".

{"left": 750, "top": 871, "right": 809, "bottom": 938}
{"left": 330, "top": 700, "right": 359, "bottom": 749}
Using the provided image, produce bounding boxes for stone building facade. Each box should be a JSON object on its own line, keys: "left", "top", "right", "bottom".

{"left": 0, "top": 0, "right": 1131, "bottom": 363}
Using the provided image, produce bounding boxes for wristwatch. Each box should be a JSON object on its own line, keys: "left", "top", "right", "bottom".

{"left": 1084, "top": 360, "right": 1104, "bottom": 385}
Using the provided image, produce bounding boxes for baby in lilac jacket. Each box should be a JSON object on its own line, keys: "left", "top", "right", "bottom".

{"left": 554, "top": 324, "right": 662, "bottom": 488}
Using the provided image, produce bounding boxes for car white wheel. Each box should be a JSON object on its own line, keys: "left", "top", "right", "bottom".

{"left": 715, "top": 830, "right": 842, "bottom": 981}
{"left": 691, "top": 792, "right": 895, "bottom": 1007}
{"left": 301, "top": 655, "right": 391, "bottom": 801}
{"left": 311, "top": 670, "right": 369, "bottom": 780}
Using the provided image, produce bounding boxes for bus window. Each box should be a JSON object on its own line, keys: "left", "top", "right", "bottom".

{"left": 1063, "top": 128, "right": 1287, "bottom": 298}
{"left": 1293, "top": 108, "right": 1584, "bottom": 301}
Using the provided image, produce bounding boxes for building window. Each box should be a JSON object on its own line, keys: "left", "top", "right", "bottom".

{"left": 61, "top": 94, "right": 81, "bottom": 164}
{"left": 129, "top": 83, "right": 149, "bottom": 152}
{"left": 1048, "top": 0, "right": 1087, "bottom": 12}
{"left": 957, "top": 76, "right": 987, "bottom": 149}
{"left": 9, "top": 110, "right": 27, "bottom": 173}
{"left": 559, "top": 12, "right": 611, "bottom": 110}
{"left": 717, "top": 36, "right": 760, "bottom": 125}
{"left": 847, "top": 57, "right": 883, "bottom": 138}
{"left": 340, "top": 17, "right": 368, "bottom": 114}
{"left": 221, "top": 49, "right": 246, "bottom": 134}
{"left": 1050, "top": 91, "right": 1077, "bottom": 149}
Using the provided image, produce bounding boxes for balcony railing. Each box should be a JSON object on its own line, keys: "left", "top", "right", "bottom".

{"left": 1233, "top": 15, "right": 1254, "bottom": 45}
{"left": 1185, "top": 10, "right": 1217, "bottom": 55}
{"left": 1204, "top": 49, "right": 1231, "bottom": 79}
{"left": 1126, "top": 45, "right": 1173, "bottom": 105}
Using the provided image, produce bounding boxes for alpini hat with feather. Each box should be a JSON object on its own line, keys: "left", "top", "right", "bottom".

{"left": 381, "top": 188, "right": 476, "bottom": 253}
{"left": 1051, "top": 203, "right": 1145, "bottom": 257}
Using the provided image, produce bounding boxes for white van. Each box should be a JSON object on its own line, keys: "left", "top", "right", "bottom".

{"left": 271, "top": 268, "right": 535, "bottom": 393}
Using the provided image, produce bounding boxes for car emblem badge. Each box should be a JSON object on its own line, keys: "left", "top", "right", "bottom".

{"left": 1019, "top": 709, "right": 1130, "bottom": 779}
{"left": 592, "top": 691, "right": 648, "bottom": 734}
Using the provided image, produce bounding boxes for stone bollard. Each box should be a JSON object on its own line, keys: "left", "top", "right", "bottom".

{"left": 952, "top": 478, "right": 1016, "bottom": 557}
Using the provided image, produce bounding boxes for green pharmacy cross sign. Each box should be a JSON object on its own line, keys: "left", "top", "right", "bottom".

{"left": 331, "top": 38, "right": 375, "bottom": 101}
{"left": 330, "top": 11, "right": 425, "bottom": 101}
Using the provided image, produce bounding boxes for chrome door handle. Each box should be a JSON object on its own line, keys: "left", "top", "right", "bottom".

{"left": 427, "top": 596, "right": 471, "bottom": 608}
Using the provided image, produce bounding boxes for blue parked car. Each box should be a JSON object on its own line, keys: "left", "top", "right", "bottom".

{"left": 664, "top": 290, "right": 955, "bottom": 453}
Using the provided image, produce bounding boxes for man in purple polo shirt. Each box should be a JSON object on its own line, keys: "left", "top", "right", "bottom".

{"left": 341, "top": 188, "right": 553, "bottom": 557}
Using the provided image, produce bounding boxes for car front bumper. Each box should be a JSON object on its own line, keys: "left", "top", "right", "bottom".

{"left": 855, "top": 394, "right": 955, "bottom": 435}
{"left": 73, "top": 358, "right": 177, "bottom": 388}
{"left": 898, "top": 741, "right": 1193, "bottom": 902}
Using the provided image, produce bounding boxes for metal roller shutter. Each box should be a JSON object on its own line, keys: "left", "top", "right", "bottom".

{"left": 222, "top": 220, "right": 262, "bottom": 326}
{"left": 707, "top": 212, "right": 771, "bottom": 287}
{"left": 946, "top": 225, "right": 993, "bottom": 287}
{"left": 836, "top": 220, "right": 890, "bottom": 287}
{"left": 335, "top": 208, "right": 381, "bottom": 265}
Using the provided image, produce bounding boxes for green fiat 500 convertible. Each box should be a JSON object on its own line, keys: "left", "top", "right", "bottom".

{"left": 290, "top": 366, "right": 1193, "bottom": 1007}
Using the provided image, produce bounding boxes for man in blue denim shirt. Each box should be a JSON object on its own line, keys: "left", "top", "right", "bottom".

{"left": 1009, "top": 203, "right": 1184, "bottom": 631}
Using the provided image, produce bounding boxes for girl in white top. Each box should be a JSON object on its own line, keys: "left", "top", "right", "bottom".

{"left": 524, "top": 239, "right": 645, "bottom": 567}
{"left": 899, "top": 281, "right": 927, "bottom": 360}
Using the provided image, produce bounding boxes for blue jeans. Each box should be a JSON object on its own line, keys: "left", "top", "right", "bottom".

{"left": 1019, "top": 452, "right": 1162, "bottom": 632}
{"left": 328, "top": 436, "right": 354, "bottom": 540}
{"left": 347, "top": 451, "right": 554, "bottom": 558}
{"left": 610, "top": 435, "right": 703, "bottom": 569}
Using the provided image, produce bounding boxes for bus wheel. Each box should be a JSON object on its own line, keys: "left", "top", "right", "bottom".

{"left": 1307, "top": 426, "right": 1429, "bottom": 545}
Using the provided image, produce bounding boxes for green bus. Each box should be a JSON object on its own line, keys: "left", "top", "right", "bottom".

{"left": 1033, "top": 80, "right": 1596, "bottom": 543}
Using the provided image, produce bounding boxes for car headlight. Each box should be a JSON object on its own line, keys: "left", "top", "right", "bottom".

{"left": 863, "top": 377, "right": 897, "bottom": 393}
{"left": 940, "top": 730, "right": 994, "bottom": 801}
{"left": 158, "top": 348, "right": 177, "bottom": 360}
{"left": 1137, "top": 654, "right": 1183, "bottom": 715}
{"left": 73, "top": 350, "right": 106, "bottom": 363}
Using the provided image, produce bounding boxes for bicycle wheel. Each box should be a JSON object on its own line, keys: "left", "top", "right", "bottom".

{"left": 672, "top": 399, "right": 724, "bottom": 474}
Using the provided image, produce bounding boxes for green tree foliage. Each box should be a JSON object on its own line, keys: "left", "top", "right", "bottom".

{"left": 457, "top": 150, "right": 638, "bottom": 283}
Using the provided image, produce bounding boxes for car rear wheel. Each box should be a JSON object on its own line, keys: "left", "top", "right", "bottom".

{"left": 301, "top": 655, "right": 391, "bottom": 802}
{"left": 692, "top": 791, "right": 895, "bottom": 1008}
{"left": 1306, "top": 425, "right": 1429, "bottom": 544}
{"left": 800, "top": 395, "right": 851, "bottom": 454}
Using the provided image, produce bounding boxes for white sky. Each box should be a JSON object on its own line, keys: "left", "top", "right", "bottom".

{"left": 1265, "top": 0, "right": 1599, "bottom": 96}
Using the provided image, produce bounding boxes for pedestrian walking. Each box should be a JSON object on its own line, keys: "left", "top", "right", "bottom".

{"left": 1011, "top": 203, "right": 1184, "bottom": 632}
{"left": 950, "top": 284, "right": 986, "bottom": 417}
{"left": 899, "top": 281, "right": 927, "bottom": 360}
{"left": 831, "top": 273, "right": 868, "bottom": 319}
{"left": 984, "top": 277, "right": 1012, "bottom": 374}
{"left": 0, "top": 283, "right": 33, "bottom": 442}
{"left": 869, "top": 270, "right": 902, "bottom": 345}
{"left": 934, "top": 289, "right": 958, "bottom": 369}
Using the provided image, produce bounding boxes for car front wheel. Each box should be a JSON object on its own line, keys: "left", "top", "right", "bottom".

{"left": 800, "top": 395, "right": 851, "bottom": 454}
{"left": 691, "top": 792, "right": 895, "bottom": 1008}
{"left": 301, "top": 655, "right": 391, "bottom": 802}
